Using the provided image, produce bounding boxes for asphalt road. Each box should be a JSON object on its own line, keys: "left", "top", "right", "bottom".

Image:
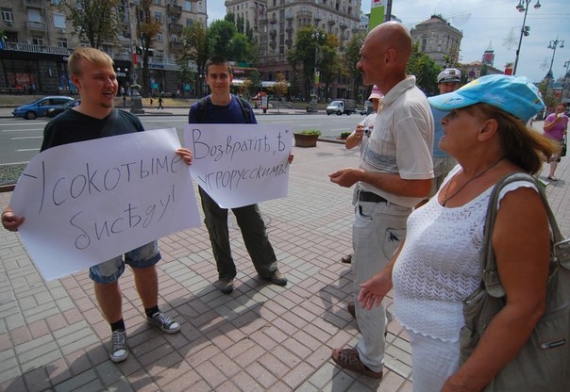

{"left": 0, "top": 113, "right": 364, "bottom": 165}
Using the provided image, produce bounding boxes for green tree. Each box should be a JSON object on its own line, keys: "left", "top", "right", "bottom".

{"left": 228, "top": 33, "right": 251, "bottom": 62}
{"left": 287, "top": 27, "right": 328, "bottom": 100}
{"left": 133, "top": 0, "right": 162, "bottom": 96}
{"left": 407, "top": 42, "right": 440, "bottom": 96}
{"left": 208, "top": 19, "right": 237, "bottom": 57}
{"left": 344, "top": 32, "right": 366, "bottom": 100}
{"left": 243, "top": 69, "right": 262, "bottom": 97}
{"left": 180, "top": 23, "right": 209, "bottom": 97}
{"left": 58, "top": 0, "right": 121, "bottom": 48}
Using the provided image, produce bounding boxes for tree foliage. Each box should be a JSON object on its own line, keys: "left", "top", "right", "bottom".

{"left": 180, "top": 23, "right": 209, "bottom": 96}
{"left": 208, "top": 20, "right": 237, "bottom": 57}
{"left": 58, "top": 0, "right": 121, "bottom": 48}
{"left": 287, "top": 27, "right": 330, "bottom": 99}
{"left": 270, "top": 72, "right": 288, "bottom": 99}
{"left": 136, "top": 0, "right": 162, "bottom": 96}
{"left": 406, "top": 42, "right": 441, "bottom": 96}
{"left": 344, "top": 32, "right": 365, "bottom": 100}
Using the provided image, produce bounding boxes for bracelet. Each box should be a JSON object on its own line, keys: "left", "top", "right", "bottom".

{"left": 1, "top": 210, "right": 13, "bottom": 218}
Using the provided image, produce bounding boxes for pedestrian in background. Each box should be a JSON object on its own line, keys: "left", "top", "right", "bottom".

{"left": 543, "top": 102, "right": 568, "bottom": 181}
{"left": 158, "top": 96, "right": 164, "bottom": 109}
{"left": 329, "top": 21, "right": 434, "bottom": 379}
{"left": 420, "top": 67, "right": 462, "bottom": 204}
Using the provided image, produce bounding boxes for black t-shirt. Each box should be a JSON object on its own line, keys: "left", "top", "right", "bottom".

{"left": 41, "top": 109, "right": 145, "bottom": 152}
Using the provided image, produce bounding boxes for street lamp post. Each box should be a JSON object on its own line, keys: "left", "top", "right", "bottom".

{"left": 126, "top": 1, "right": 144, "bottom": 114}
{"left": 563, "top": 60, "right": 570, "bottom": 104}
{"left": 513, "top": 0, "right": 541, "bottom": 76}
{"left": 310, "top": 29, "right": 325, "bottom": 111}
{"left": 546, "top": 36, "right": 565, "bottom": 81}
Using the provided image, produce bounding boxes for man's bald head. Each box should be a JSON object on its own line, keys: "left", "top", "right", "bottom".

{"left": 357, "top": 22, "right": 412, "bottom": 93}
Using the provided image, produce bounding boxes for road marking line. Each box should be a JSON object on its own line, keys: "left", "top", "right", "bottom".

{"left": 1, "top": 129, "right": 44, "bottom": 132}
{"left": 17, "top": 148, "right": 40, "bottom": 152}
{"left": 12, "top": 136, "right": 43, "bottom": 140}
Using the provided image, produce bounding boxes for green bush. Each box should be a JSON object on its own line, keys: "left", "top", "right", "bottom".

{"left": 298, "top": 129, "right": 321, "bottom": 136}
{"left": 340, "top": 131, "right": 351, "bottom": 139}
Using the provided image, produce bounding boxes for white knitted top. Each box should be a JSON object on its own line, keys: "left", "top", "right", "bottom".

{"left": 392, "top": 167, "right": 537, "bottom": 342}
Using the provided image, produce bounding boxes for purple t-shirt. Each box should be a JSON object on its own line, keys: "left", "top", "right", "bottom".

{"left": 543, "top": 113, "right": 568, "bottom": 141}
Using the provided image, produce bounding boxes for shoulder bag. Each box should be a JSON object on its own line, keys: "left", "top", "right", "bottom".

{"left": 459, "top": 172, "right": 570, "bottom": 391}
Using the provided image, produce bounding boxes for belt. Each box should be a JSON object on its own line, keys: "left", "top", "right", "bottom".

{"left": 358, "top": 191, "right": 387, "bottom": 203}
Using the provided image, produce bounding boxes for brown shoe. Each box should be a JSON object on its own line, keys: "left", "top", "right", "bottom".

{"left": 265, "top": 271, "right": 288, "bottom": 286}
{"left": 341, "top": 254, "right": 353, "bottom": 264}
{"left": 347, "top": 303, "right": 356, "bottom": 319}
{"left": 331, "top": 348, "right": 383, "bottom": 379}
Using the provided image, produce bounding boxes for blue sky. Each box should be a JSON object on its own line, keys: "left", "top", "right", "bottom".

{"left": 207, "top": 0, "right": 569, "bottom": 83}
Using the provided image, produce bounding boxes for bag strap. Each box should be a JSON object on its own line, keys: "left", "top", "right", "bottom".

{"left": 100, "top": 109, "right": 118, "bottom": 137}
{"left": 481, "top": 172, "right": 563, "bottom": 297}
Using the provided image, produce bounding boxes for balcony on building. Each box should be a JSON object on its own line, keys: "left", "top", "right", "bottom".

{"left": 169, "top": 41, "right": 183, "bottom": 52}
{"left": 269, "top": 29, "right": 277, "bottom": 38}
{"left": 27, "top": 21, "right": 47, "bottom": 31}
{"left": 25, "top": 0, "right": 43, "bottom": 7}
{"left": 286, "top": 25, "right": 293, "bottom": 33}
{"left": 297, "top": 10, "right": 312, "bottom": 19}
{"left": 167, "top": 4, "right": 182, "bottom": 17}
{"left": 270, "top": 16, "right": 277, "bottom": 24}
{"left": 169, "top": 23, "right": 183, "bottom": 34}
{"left": 286, "top": 11, "right": 294, "bottom": 20}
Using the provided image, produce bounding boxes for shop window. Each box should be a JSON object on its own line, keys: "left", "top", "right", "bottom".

{"left": 57, "top": 38, "right": 68, "bottom": 48}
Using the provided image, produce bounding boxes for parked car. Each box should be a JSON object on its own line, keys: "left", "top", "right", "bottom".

{"left": 46, "top": 99, "right": 81, "bottom": 118}
{"left": 12, "top": 96, "right": 74, "bottom": 120}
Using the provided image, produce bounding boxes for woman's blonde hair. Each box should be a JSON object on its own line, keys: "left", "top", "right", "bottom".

{"left": 68, "top": 47, "right": 114, "bottom": 77}
{"left": 477, "top": 103, "right": 559, "bottom": 175}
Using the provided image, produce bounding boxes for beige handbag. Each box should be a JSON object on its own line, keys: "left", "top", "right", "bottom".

{"left": 460, "top": 173, "right": 570, "bottom": 391}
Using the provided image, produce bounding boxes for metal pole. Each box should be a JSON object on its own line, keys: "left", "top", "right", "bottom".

{"left": 513, "top": 0, "right": 530, "bottom": 76}
{"left": 385, "top": 0, "right": 393, "bottom": 21}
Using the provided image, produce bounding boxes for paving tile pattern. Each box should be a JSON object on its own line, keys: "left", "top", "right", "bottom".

{"left": 0, "top": 123, "right": 567, "bottom": 391}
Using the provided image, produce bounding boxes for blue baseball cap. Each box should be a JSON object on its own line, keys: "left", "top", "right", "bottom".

{"left": 428, "top": 74, "right": 544, "bottom": 123}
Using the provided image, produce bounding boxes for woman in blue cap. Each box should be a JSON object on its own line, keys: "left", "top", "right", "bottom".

{"left": 357, "top": 75, "right": 560, "bottom": 391}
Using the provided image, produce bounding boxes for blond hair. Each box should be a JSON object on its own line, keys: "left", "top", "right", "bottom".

{"left": 68, "top": 47, "right": 114, "bottom": 76}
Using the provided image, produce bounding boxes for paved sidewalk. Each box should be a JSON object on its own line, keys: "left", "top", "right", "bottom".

{"left": 1, "top": 134, "right": 570, "bottom": 391}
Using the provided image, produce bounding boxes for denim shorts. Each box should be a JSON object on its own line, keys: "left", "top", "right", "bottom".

{"left": 89, "top": 241, "right": 161, "bottom": 284}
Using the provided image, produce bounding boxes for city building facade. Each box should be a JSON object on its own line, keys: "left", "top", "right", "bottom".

{"left": 224, "top": 0, "right": 362, "bottom": 100}
{"left": 409, "top": 14, "right": 462, "bottom": 67}
{"left": 0, "top": 0, "right": 206, "bottom": 96}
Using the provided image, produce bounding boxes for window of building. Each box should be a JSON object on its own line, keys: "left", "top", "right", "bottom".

{"left": 32, "top": 36, "right": 44, "bottom": 46}
{"left": 28, "top": 9, "right": 42, "bottom": 23}
{"left": 184, "top": 1, "right": 191, "bottom": 12}
{"left": 186, "top": 18, "right": 193, "bottom": 27}
{"left": 51, "top": 0, "right": 61, "bottom": 5}
{"left": 156, "top": 33, "right": 163, "bottom": 42}
{"left": 153, "top": 0, "right": 161, "bottom": 5}
{"left": 1, "top": 8, "right": 14, "bottom": 22}
{"left": 57, "top": 38, "right": 68, "bottom": 48}
{"left": 154, "top": 12, "right": 162, "bottom": 23}
{"left": 53, "top": 14, "right": 66, "bottom": 28}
